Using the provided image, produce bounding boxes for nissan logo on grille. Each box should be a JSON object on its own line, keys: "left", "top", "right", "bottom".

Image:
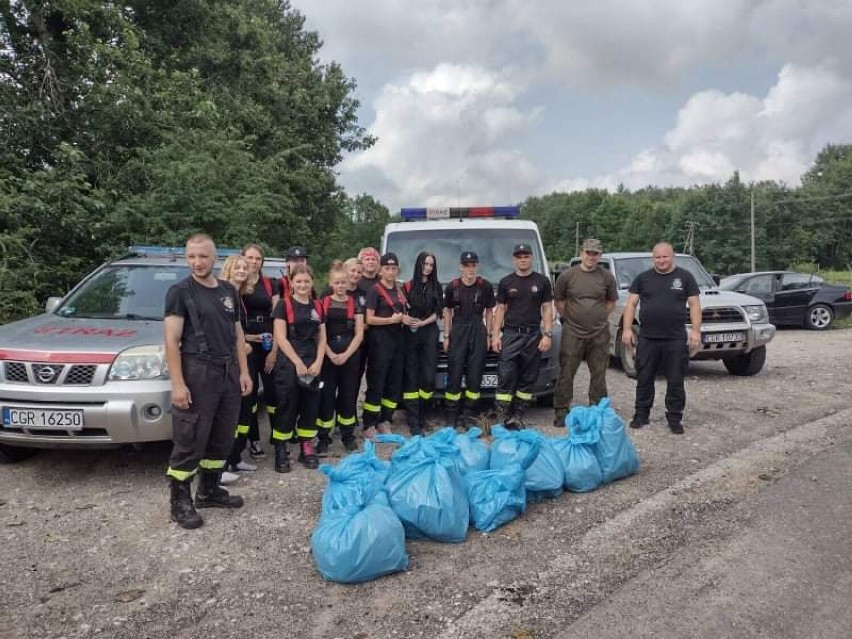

{"left": 35, "top": 365, "right": 61, "bottom": 384}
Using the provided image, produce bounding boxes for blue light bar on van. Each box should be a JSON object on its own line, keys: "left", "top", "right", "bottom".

{"left": 128, "top": 245, "right": 242, "bottom": 256}
{"left": 400, "top": 206, "right": 520, "bottom": 221}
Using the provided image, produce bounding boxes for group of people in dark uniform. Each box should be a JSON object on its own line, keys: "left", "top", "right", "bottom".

{"left": 164, "top": 234, "right": 558, "bottom": 529}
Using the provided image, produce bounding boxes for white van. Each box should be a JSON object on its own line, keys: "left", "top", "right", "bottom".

{"left": 381, "top": 207, "right": 560, "bottom": 401}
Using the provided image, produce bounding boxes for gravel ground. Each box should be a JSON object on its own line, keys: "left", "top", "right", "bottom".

{"left": 1, "top": 328, "right": 849, "bottom": 639}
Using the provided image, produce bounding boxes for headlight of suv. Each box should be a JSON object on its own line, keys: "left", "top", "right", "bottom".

{"left": 108, "top": 345, "right": 169, "bottom": 380}
{"left": 743, "top": 304, "right": 768, "bottom": 323}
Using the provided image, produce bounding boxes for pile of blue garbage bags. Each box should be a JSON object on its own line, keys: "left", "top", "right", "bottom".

{"left": 310, "top": 398, "right": 640, "bottom": 584}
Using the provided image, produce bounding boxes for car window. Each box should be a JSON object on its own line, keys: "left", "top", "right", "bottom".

{"left": 741, "top": 274, "right": 775, "bottom": 294}
{"left": 56, "top": 265, "right": 190, "bottom": 320}
{"left": 385, "top": 228, "right": 543, "bottom": 284}
{"left": 781, "top": 273, "right": 821, "bottom": 291}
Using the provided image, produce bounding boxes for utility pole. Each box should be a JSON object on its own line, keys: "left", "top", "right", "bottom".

{"left": 575, "top": 221, "right": 580, "bottom": 257}
{"left": 750, "top": 189, "right": 756, "bottom": 272}
{"left": 684, "top": 221, "right": 695, "bottom": 255}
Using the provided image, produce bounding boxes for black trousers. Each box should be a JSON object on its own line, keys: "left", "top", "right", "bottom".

{"left": 445, "top": 320, "right": 488, "bottom": 411}
{"left": 496, "top": 330, "right": 542, "bottom": 407}
{"left": 634, "top": 336, "right": 689, "bottom": 418}
{"left": 273, "top": 356, "right": 321, "bottom": 442}
{"left": 362, "top": 326, "right": 404, "bottom": 426}
{"left": 402, "top": 322, "right": 438, "bottom": 410}
{"left": 318, "top": 343, "right": 361, "bottom": 434}
{"left": 167, "top": 355, "right": 241, "bottom": 480}
{"left": 244, "top": 342, "right": 278, "bottom": 442}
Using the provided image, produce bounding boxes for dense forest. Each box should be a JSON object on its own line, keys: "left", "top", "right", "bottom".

{"left": 2, "top": 2, "right": 850, "bottom": 324}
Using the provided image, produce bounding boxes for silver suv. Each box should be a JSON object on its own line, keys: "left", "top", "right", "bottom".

{"left": 0, "top": 246, "right": 240, "bottom": 462}
{"left": 566, "top": 252, "right": 776, "bottom": 378}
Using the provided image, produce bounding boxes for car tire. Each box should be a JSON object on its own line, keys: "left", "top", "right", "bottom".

{"left": 805, "top": 304, "right": 834, "bottom": 330}
{"left": 0, "top": 443, "right": 38, "bottom": 464}
{"left": 723, "top": 345, "right": 767, "bottom": 376}
{"left": 616, "top": 328, "right": 638, "bottom": 379}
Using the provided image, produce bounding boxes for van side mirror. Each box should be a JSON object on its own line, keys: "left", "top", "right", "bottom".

{"left": 45, "top": 297, "right": 62, "bottom": 313}
{"left": 711, "top": 274, "right": 721, "bottom": 285}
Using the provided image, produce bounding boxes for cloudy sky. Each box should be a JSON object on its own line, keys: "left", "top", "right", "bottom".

{"left": 292, "top": 1, "right": 852, "bottom": 212}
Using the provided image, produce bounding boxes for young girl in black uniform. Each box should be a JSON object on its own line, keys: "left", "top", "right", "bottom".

{"left": 272, "top": 264, "right": 326, "bottom": 471}
{"left": 361, "top": 252, "right": 407, "bottom": 438}
{"left": 401, "top": 251, "right": 442, "bottom": 435}
{"left": 240, "top": 244, "right": 279, "bottom": 460}
{"left": 316, "top": 261, "right": 364, "bottom": 453}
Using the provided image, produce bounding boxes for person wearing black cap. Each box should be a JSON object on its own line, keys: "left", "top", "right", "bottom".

{"left": 361, "top": 252, "right": 407, "bottom": 437}
{"left": 401, "top": 251, "right": 443, "bottom": 435}
{"left": 491, "top": 243, "right": 553, "bottom": 429}
{"left": 278, "top": 246, "right": 312, "bottom": 299}
{"left": 552, "top": 238, "right": 618, "bottom": 428}
{"left": 442, "top": 250, "right": 495, "bottom": 429}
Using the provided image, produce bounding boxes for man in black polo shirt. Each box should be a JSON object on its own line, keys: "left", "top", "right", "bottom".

{"left": 164, "top": 234, "right": 253, "bottom": 529}
{"left": 492, "top": 243, "right": 553, "bottom": 429}
{"left": 621, "top": 242, "right": 701, "bottom": 434}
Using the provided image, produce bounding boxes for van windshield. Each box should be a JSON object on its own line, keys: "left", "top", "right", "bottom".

{"left": 385, "top": 228, "right": 544, "bottom": 284}
{"left": 56, "top": 265, "right": 189, "bottom": 320}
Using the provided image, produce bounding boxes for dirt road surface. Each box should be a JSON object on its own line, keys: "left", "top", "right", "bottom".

{"left": 1, "top": 329, "right": 850, "bottom": 639}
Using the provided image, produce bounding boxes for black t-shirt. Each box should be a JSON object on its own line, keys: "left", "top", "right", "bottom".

{"left": 322, "top": 294, "right": 364, "bottom": 340}
{"left": 365, "top": 282, "right": 406, "bottom": 332}
{"left": 444, "top": 277, "right": 496, "bottom": 320}
{"left": 272, "top": 297, "right": 323, "bottom": 364}
{"left": 629, "top": 266, "right": 700, "bottom": 339}
{"left": 242, "top": 276, "right": 277, "bottom": 335}
{"left": 496, "top": 271, "right": 553, "bottom": 327}
{"left": 355, "top": 274, "right": 379, "bottom": 307}
{"left": 165, "top": 277, "right": 239, "bottom": 358}
{"left": 404, "top": 279, "right": 443, "bottom": 319}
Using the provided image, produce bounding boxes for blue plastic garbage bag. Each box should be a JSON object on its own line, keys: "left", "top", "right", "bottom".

{"left": 551, "top": 406, "right": 603, "bottom": 493}
{"left": 384, "top": 455, "right": 469, "bottom": 542}
{"left": 593, "top": 398, "right": 640, "bottom": 483}
{"left": 311, "top": 491, "right": 408, "bottom": 584}
{"left": 319, "top": 440, "right": 389, "bottom": 517}
{"left": 490, "top": 425, "right": 563, "bottom": 501}
{"left": 377, "top": 430, "right": 464, "bottom": 476}
{"left": 453, "top": 427, "right": 490, "bottom": 474}
{"left": 465, "top": 463, "right": 526, "bottom": 532}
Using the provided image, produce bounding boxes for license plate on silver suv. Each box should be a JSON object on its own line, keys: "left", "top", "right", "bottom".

{"left": 703, "top": 332, "right": 745, "bottom": 344}
{"left": 2, "top": 406, "right": 85, "bottom": 430}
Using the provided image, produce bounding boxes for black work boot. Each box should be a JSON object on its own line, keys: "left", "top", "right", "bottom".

{"left": 495, "top": 401, "right": 514, "bottom": 428}
{"left": 629, "top": 413, "right": 650, "bottom": 429}
{"left": 298, "top": 440, "right": 319, "bottom": 469}
{"left": 553, "top": 409, "right": 568, "bottom": 428}
{"left": 274, "top": 443, "right": 291, "bottom": 473}
{"left": 316, "top": 429, "right": 333, "bottom": 456}
{"left": 512, "top": 401, "right": 529, "bottom": 430}
{"left": 418, "top": 399, "right": 429, "bottom": 431}
{"left": 170, "top": 478, "right": 203, "bottom": 529}
{"left": 407, "top": 401, "right": 422, "bottom": 436}
{"left": 666, "top": 412, "right": 684, "bottom": 434}
{"left": 339, "top": 425, "right": 358, "bottom": 452}
{"left": 462, "top": 399, "right": 479, "bottom": 429}
{"left": 195, "top": 471, "right": 244, "bottom": 509}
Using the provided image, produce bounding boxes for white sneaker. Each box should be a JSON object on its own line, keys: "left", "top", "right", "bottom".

{"left": 220, "top": 471, "right": 239, "bottom": 485}
{"left": 235, "top": 460, "right": 257, "bottom": 472}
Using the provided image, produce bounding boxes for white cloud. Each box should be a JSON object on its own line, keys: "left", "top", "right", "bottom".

{"left": 342, "top": 64, "right": 542, "bottom": 209}
{"left": 552, "top": 63, "right": 852, "bottom": 191}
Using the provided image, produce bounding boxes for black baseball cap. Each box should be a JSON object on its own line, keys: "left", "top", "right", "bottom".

{"left": 460, "top": 251, "right": 479, "bottom": 264}
{"left": 285, "top": 246, "right": 308, "bottom": 259}
{"left": 380, "top": 252, "right": 399, "bottom": 266}
{"left": 513, "top": 243, "right": 533, "bottom": 256}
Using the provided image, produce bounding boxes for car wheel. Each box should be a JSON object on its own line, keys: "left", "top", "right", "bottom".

{"left": 805, "top": 304, "right": 833, "bottom": 330}
{"left": 723, "top": 345, "right": 767, "bottom": 376}
{"left": 0, "top": 443, "right": 38, "bottom": 464}
{"left": 616, "top": 328, "right": 638, "bottom": 379}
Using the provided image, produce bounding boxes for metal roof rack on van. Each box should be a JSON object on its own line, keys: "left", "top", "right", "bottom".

{"left": 399, "top": 206, "right": 520, "bottom": 221}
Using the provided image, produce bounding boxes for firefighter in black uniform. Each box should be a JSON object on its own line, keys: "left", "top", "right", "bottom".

{"left": 316, "top": 261, "right": 364, "bottom": 453}
{"left": 164, "top": 234, "right": 252, "bottom": 530}
{"left": 227, "top": 243, "right": 279, "bottom": 466}
{"left": 491, "top": 243, "right": 553, "bottom": 429}
{"left": 361, "top": 252, "right": 407, "bottom": 438}
{"left": 442, "top": 251, "right": 495, "bottom": 429}
{"left": 355, "top": 247, "right": 381, "bottom": 382}
{"left": 278, "top": 246, "right": 314, "bottom": 299}
{"left": 401, "top": 251, "right": 443, "bottom": 436}
{"left": 271, "top": 263, "right": 326, "bottom": 472}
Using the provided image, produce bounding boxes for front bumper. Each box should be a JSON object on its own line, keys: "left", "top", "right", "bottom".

{"left": 0, "top": 379, "right": 173, "bottom": 449}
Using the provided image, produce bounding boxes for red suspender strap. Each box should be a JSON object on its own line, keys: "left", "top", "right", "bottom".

{"left": 374, "top": 282, "right": 405, "bottom": 312}
{"left": 346, "top": 295, "right": 355, "bottom": 320}
{"left": 261, "top": 276, "right": 273, "bottom": 298}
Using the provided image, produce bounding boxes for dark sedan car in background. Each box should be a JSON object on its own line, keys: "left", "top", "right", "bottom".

{"left": 719, "top": 271, "right": 852, "bottom": 330}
